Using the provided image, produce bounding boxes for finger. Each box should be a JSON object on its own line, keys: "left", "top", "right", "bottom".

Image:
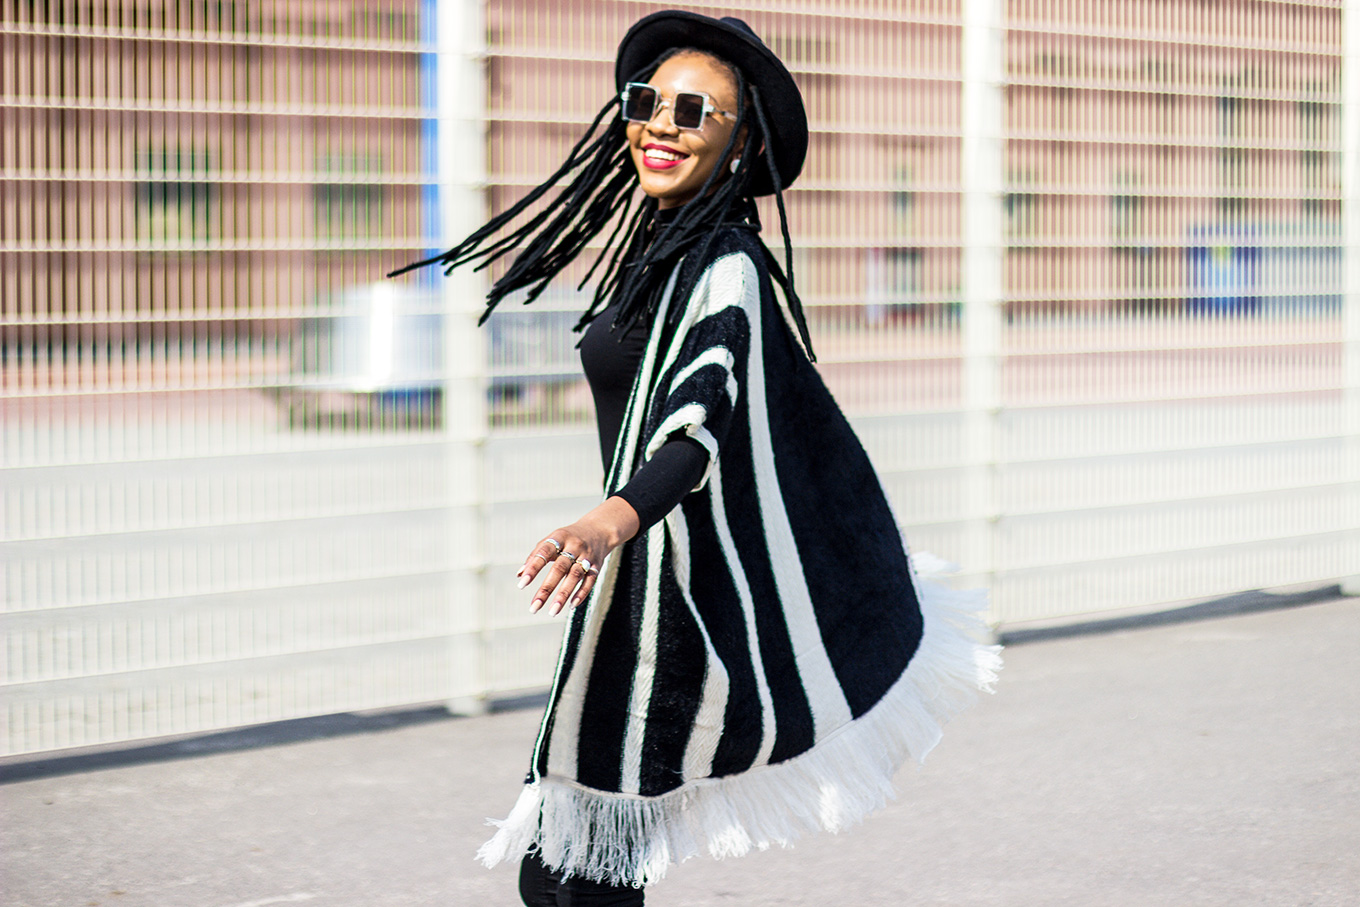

{"left": 561, "top": 558, "right": 596, "bottom": 608}
{"left": 530, "top": 566, "right": 566, "bottom": 612}
{"left": 530, "top": 553, "right": 579, "bottom": 612}
{"left": 547, "top": 555, "right": 591, "bottom": 615}
{"left": 518, "top": 536, "right": 567, "bottom": 589}
{"left": 516, "top": 550, "right": 552, "bottom": 589}
{"left": 551, "top": 577, "right": 583, "bottom": 615}
{"left": 559, "top": 558, "right": 600, "bottom": 612}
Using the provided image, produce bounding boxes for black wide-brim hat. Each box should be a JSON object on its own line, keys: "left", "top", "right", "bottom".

{"left": 615, "top": 10, "right": 808, "bottom": 197}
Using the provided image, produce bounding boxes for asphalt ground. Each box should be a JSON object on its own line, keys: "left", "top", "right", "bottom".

{"left": 3, "top": 590, "right": 1356, "bottom": 907}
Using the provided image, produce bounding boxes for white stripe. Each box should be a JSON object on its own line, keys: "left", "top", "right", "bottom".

{"left": 689, "top": 253, "right": 754, "bottom": 319}
{"left": 644, "top": 403, "right": 719, "bottom": 477}
{"left": 644, "top": 402, "right": 718, "bottom": 456}
{"left": 667, "top": 507, "right": 731, "bottom": 781}
{"left": 535, "top": 616, "right": 578, "bottom": 778}
{"left": 743, "top": 263, "right": 854, "bottom": 738}
{"left": 619, "top": 521, "right": 664, "bottom": 793}
{"left": 707, "top": 459, "right": 777, "bottom": 768}
{"left": 647, "top": 253, "right": 751, "bottom": 395}
{"left": 669, "top": 345, "right": 738, "bottom": 406}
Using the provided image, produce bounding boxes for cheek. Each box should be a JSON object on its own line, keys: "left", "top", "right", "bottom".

{"left": 686, "top": 140, "right": 724, "bottom": 179}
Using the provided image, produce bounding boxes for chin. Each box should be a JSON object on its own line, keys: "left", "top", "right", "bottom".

{"left": 641, "top": 180, "right": 687, "bottom": 206}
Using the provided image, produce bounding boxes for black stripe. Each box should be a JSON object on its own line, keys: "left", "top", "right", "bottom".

{"left": 657, "top": 363, "right": 736, "bottom": 447}
{"left": 639, "top": 533, "right": 708, "bottom": 795}
{"left": 645, "top": 307, "right": 749, "bottom": 444}
{"left": 682, "top": 481, "right": 763, "bottom": 777}
{"left": 573, "top": 538, "right": 644, "bottom": 791}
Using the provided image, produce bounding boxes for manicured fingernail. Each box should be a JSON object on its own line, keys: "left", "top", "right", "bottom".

{"left": 565, "top": 595, "right": 577, "bottom": 610}
{"left": 550, "top": 598, "right": 565, "bottom": 616}
{"left": 530, "top": 598, "right": 543, "bottom": 613}
{"left": 517, "top": 574, "right": 530, "bottom": 589}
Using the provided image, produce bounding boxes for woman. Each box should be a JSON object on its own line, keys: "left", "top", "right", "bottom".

{"left": 394, "top": 11, "right": 1000, "bottom": 904}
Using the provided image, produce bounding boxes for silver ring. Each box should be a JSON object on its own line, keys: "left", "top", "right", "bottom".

{"left": 559, "top": 551, "right": 577, "bottom": 562}
{"left": 587, "top": 565, "right": 599, "bottom": 575}
{"left": 578, "top": 559, "right": 593, "bottom": 573}
{"left": 532, "top": 553, "right": 549, "bottom": 563}
{"left": 545, "top": 538, "right": 563, "bottom": 552}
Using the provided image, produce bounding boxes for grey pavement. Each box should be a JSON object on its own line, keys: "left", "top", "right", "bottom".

{"left": 3, "top": 593, "right": 1357, "bottom": 907}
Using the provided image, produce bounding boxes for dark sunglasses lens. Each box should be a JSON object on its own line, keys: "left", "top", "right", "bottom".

{"left": 623, "top": 86, "right": 657, "bottom": 121}
{"left": 672, "top": 93, "right": 706, "bottom": 128}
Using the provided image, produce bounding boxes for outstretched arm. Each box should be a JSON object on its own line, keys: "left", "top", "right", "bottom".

{"left": 515, "top": 434, "right": 708, "bottom": 615}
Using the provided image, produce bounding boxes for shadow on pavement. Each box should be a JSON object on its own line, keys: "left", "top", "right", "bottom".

{"left": 997, "top": 582, "right": 1344, "bottom": 646}
{"left": 0, "top": 691, "right": 550, "bottom": 786}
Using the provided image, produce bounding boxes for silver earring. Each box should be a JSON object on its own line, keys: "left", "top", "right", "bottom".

{"left": 730, "top": 158, "right": 741, "bottom": 174}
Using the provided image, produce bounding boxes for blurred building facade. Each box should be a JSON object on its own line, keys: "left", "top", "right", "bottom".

{"left": 2, "top": 0, "right": 435, "bottom": 421}
{"left": 2, "top": 0, "right": 1355, "bottom": 755}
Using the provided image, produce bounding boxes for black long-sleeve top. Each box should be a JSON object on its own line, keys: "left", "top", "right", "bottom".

{"left": 580, "top": 301, "right": 709, "bottom": 532}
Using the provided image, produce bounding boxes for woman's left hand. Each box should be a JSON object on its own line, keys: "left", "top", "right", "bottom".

{"left": 517, "top": 496, "right": 641, "bottom": 616}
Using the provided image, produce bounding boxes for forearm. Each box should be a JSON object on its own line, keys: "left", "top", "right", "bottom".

{"left": 613, "top": 434, "right": 710, "bottom": 531}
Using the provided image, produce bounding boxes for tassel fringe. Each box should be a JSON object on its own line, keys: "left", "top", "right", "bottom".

{"left": 476, "top": 550, "right": 1002, "bottom": 886}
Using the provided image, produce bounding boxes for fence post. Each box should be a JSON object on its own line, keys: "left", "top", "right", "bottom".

{"left": 1343, "top": 0, "right": 1360, "bottom": 596}
{"left": 961, "top": 0, "right": 1005, "bottom": 605}
{"left": 435, "top": 0, "right": 493, "bottom": 708}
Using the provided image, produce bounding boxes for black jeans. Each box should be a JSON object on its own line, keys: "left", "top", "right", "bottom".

{"left": 519, "top": 852, "right": 646, "bottom": 907}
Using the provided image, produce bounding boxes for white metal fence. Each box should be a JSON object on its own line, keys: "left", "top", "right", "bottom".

{"left": 2, "top": 0, "right": 1356, "bottom": 757}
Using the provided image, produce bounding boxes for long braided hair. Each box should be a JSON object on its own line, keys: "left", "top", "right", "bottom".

{"left": 389, "top": 48, "right": 816, "bottom": 360}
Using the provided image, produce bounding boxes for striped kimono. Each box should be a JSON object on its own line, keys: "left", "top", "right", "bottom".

{"left": 480, "top": 227, "right": 1001, "bottom": 886}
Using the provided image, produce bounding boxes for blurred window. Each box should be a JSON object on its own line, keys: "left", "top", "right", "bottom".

{"left": 136, "top": 148, "right": 213, "bottom": 242}
{"left": 313, "top": 153, "right": 387, "bottom": 239}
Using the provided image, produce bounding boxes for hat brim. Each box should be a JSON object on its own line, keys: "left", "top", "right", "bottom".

{"left": 615, "top": 11, "right": 808, "bottom": 197}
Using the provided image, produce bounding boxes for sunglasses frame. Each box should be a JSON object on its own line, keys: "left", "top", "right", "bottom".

{"left": 620, "top": 82, "right": 736, "bottom": 131}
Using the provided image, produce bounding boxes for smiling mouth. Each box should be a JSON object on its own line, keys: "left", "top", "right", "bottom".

{"left": 641, "top": 144, "right": 688, "bottom": 170}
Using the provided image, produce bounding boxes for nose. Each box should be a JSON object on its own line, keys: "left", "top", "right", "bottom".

{"left": 645, "top": 99, "right": 679, "bottom": 136}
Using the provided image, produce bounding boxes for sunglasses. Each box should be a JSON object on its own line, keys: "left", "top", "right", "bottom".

{"left": 619, "top": 82, "right": 736, "bottom": 131}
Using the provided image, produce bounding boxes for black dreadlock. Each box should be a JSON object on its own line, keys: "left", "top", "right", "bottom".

{"left": 388, "top": 50, "right": 816, "bottom": 362}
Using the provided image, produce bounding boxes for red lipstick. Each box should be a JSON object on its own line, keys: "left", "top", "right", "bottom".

{"left": 641, "top": 143, "right": 688, "bottom": 170}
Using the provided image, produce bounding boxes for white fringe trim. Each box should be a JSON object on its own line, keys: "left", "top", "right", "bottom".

{"left": 476, "top": 551, "right": 1002, "bottom": 886}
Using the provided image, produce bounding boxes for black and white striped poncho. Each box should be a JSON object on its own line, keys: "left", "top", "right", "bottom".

{"left": 479, "top": 227, "right": 1001, "bottom": 886}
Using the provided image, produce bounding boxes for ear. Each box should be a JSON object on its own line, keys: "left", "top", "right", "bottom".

{"left": 723, "top": 133, "right": 759, "bottom": 178}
